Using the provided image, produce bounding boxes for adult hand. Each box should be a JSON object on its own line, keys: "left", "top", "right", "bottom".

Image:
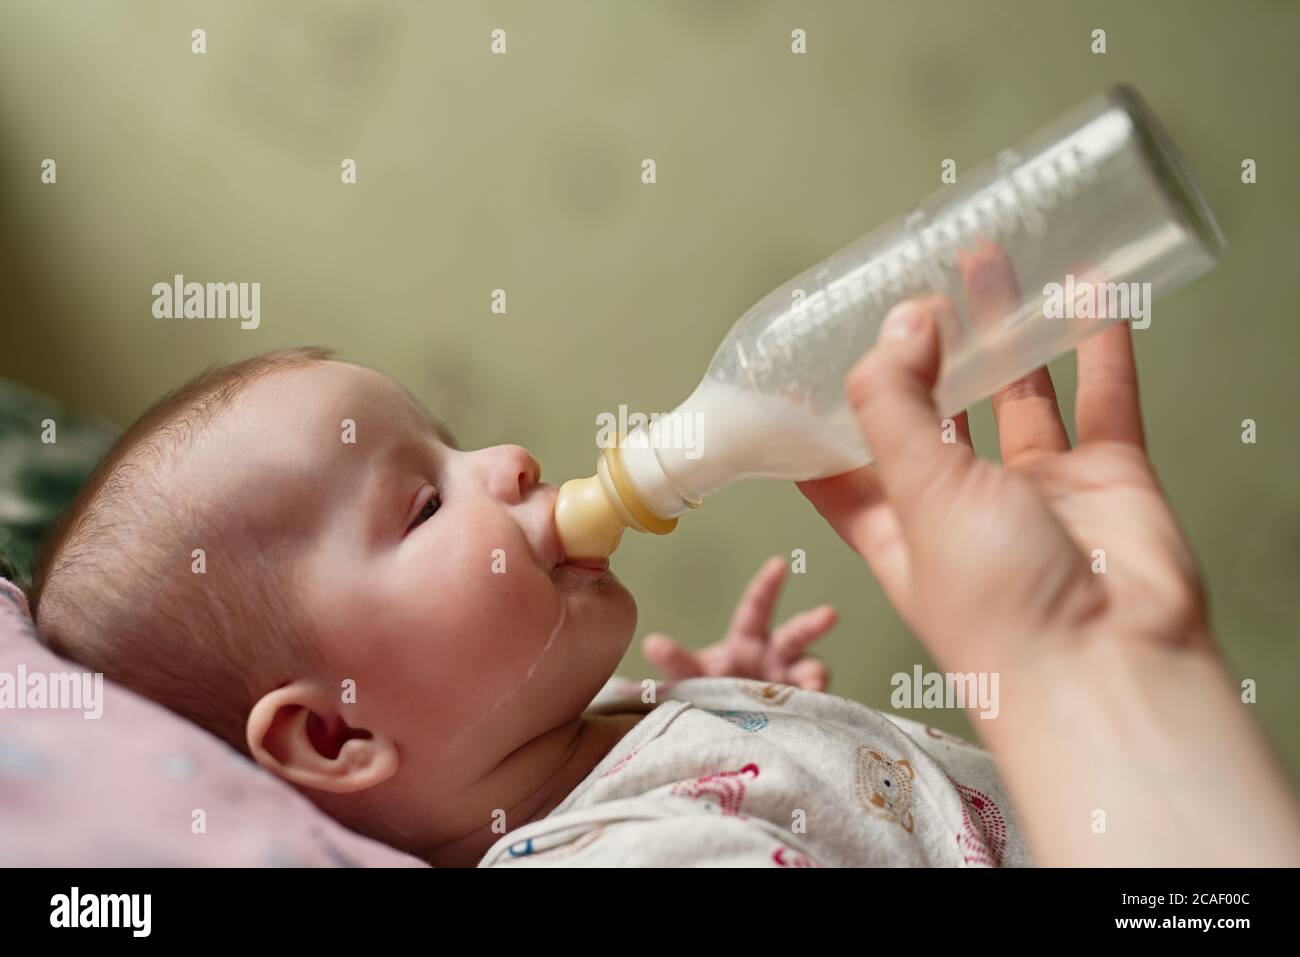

{"left": 797, "top": 243, "right": 1300, "bottom": 864}
{"left": 798, "top": 243, "right": 1208, "bottom": 675}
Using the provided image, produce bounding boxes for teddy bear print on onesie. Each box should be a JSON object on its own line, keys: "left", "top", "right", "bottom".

{"left": 854, "top": 746, "right": 917, "bottom": 833}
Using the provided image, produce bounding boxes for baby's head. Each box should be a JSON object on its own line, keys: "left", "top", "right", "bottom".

{"left": 31, "top": 348, "right": 637, "bottom": 852}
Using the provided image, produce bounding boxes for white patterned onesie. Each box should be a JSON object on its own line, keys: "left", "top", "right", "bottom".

{"left": 478, "top": 676, "right": 1031, "bottom": 867}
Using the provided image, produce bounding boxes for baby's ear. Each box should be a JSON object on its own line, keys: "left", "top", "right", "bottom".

{"left": 246, "top": 681, "right": 398, "bottom": 793}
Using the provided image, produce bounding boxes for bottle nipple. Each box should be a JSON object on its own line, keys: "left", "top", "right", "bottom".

{"left": 554, "top": 445, "right": 681, "bottom": 560}
{"left": 554, "top": 474, "right": 628, "bottom": 560}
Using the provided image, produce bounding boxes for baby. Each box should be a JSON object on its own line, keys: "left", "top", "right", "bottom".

{"left": 29, "top": 347, "right": 1028, "bottom": 867}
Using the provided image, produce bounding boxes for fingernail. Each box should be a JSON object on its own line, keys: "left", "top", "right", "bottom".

{"left": 882, "top": 301, "right": 926, "bottom": 341}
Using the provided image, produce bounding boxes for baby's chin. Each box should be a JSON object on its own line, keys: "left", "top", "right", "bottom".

{"left": 549, "top": 556, "right": 633, "bottom": 605}
{"left": 553, "top": 565, "right": 636, "bottom": 647}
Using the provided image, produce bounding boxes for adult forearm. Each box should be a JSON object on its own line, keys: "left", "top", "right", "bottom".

{"left": 973, "top": 633, "right": 1300, "bottom": 866}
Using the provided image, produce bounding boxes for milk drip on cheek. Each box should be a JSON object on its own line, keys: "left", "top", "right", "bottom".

{"left": 444, "top": 604, "right": 568, "bottom": 756}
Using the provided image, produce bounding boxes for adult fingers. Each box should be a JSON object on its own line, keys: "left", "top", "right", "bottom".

{"left": 1076, "top": 321, "right": 1146, "bottom": 449}
{"left": 844, "top": 295, "right": 976, "bottom": 536}
{"left": 950, "top": 410, "right": 974, "bottom": 449}
{"left": 958, "top": 241, "right": 1070, "bottom": 463}
{"left": 796, "top": 469, "right": 912, "bottom": 605}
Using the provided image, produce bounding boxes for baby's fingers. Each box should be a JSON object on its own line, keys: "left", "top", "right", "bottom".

{"left": 641, "top": 632, "right": 705, "bottom": 680}
{"left": 727, "top": 556, "right": 788, "bottom": 638}
{"left": 770, "top": 605, "right": 837, "bottom": 662}
{"left": 786, "top": 656, "right": 830, "bottom": 692}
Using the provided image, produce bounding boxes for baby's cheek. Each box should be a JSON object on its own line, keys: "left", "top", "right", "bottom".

{"left": 435, "top": 524, "right": 544, "bottom": 606}
{"left": 427, "top": 520, "right": 560, "bottom": 655}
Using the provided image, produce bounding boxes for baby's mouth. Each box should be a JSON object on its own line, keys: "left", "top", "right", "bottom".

{"left": 554, "top": 557, "right": 611, "bottom": 581}
{"left": 538, "top": 483, "right": 613, "bottom": 581}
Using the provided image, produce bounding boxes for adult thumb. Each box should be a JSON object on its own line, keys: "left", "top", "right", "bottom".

{"left": 846, "top": 295, "right": 973, "bottom": 528}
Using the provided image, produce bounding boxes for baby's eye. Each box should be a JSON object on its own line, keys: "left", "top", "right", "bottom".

{"left": 409, "top": 489, "right": 442, "bottom": 530}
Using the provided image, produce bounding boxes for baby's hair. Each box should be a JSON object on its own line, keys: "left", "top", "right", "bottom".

{"left": 30, "top": 346, "right": 335, "bottom": 752}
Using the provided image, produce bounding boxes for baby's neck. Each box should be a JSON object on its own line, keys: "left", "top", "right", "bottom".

{"left": 425, "top": 711, "right": 644, "bottom": 867}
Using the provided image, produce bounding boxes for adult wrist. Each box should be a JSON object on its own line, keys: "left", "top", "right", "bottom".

{"left": 968, "top": 626, "right": 1300, "bottom": 865}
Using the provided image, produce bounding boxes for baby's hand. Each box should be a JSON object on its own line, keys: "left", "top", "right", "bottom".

{"left": 641, "top": 556, "right": 835, "bottom": 690}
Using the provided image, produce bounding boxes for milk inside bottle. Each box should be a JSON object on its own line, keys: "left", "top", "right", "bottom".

{"left": 554, "top": 84, "right": 1225, "bottom": 560}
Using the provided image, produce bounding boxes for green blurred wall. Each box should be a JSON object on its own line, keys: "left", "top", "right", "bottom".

{"left": 2, "top": 1, "right": 1298, "bottom": 781}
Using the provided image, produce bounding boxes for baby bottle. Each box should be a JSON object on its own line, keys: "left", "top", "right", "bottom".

{"left": 554, "top": 84, "right": 1225, "bottom": 560}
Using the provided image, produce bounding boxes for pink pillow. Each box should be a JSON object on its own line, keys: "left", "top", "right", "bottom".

{"left": 0, "top": 578, "right": 426, "bottom": 867}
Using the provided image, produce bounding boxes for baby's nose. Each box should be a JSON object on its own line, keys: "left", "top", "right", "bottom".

{"left": 485, "top": 445, "right": 542, "bottom": 503}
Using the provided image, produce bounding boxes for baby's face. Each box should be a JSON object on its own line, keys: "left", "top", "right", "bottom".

{"left": 185, "top": 360, "right": 636, "bottom": 795}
